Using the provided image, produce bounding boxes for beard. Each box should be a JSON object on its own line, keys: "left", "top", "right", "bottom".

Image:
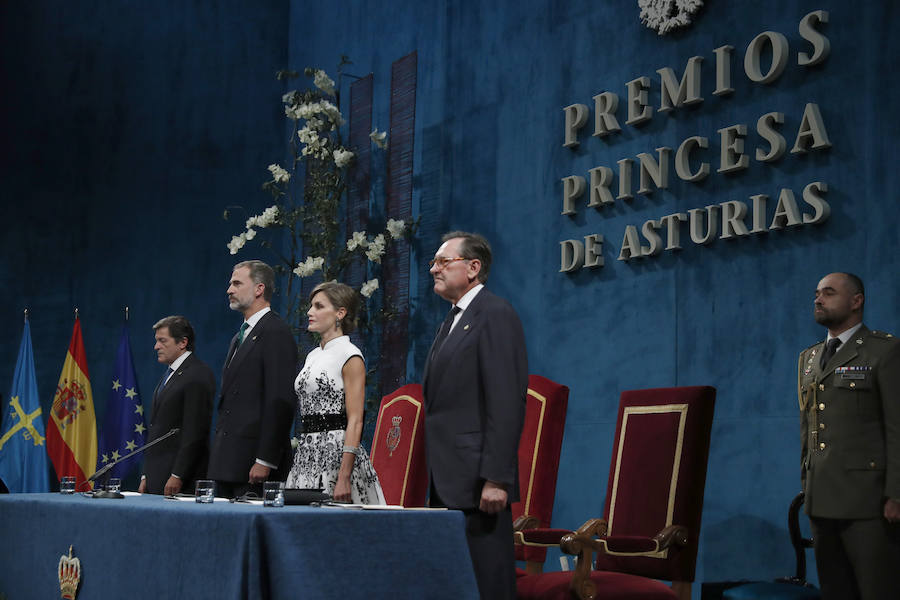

{"left": 229, "top": 296, "right": 251, "bottom": 312}
{"left": 814, "top": 306, "right": 849, "bottom": 328}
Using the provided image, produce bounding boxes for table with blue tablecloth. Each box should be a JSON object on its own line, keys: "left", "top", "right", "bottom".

{"left": 0, "top": 493, "right": 478, "bottom": 599}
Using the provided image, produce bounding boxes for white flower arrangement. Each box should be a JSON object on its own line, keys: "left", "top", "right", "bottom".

{"left": 246, "top": 205, "right": 279, "bottom": 229}
{"left": 224, "top": 58, "right": 418, "bottom": 428}
{"left": 293, "top": 256, "right": 325, "bottom": 278}
{"left": 333, "top": 148, "right": 354, "bottom": 168}
{"left": 225, "top": 60, "right": 415, "bottom": 365}
{"left": 346, "top": 231, "right": 368, "bottom": 251}
{"left": 365, "top": 233, "right": 386, "bottom": 264}
{"left": 360, "top": 278, "right": 379, "bottom": 298}
{"left": 227, "top": 232, "right": 249, "bottom": 255}
{"left": 313, "top": 69, "right": 336, "bottom": 96}
{"left": 386, "top": 218, "right": 406, "bottom": 240}
{"left": 267, "top": 164, "right": 290, "bottom": 184}
{"left": 298, "top": 125, "right": 327, "bottom": 159}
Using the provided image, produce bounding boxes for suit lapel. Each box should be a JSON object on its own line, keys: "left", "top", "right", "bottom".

{"left": 426, "top": 291, "right": 487, "bottom": 395}
{"left": 153, "top": 354, "right": 194, "bottom": 421}
{"left": 227, "top": 330, "right": 257, "bottom": 372}
{"left": 223, "top": 312, "right": 277, "bottom": 395}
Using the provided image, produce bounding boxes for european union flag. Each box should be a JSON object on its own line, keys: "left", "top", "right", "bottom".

{"left": 0, "top": 319, "right": 50, "bottom": 492}
{"left": 96, "top": 324, "right": 146, "bottom": 480}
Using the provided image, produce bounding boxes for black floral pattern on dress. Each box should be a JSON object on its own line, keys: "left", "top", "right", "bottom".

{"left": 286, "top": 337, "right": 385, "bottom": 504}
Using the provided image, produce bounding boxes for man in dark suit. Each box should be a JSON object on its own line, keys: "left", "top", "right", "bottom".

{"left": 138, "top": 316, "right": 215, "bottom": 496}
{"left": 799, "top": 272, "right": 900, "bottom": 599}
{"left": 207, "top": 260, "right": 297, "bottom": 498}
{"left": 423, "top": 231, "right": 528, "bottom": 599}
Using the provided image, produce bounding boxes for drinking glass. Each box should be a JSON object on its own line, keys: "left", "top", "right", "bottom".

{"left": 59, "top": 476, "right": 76, "bottom": 494}
{"left": 195, "top": 480, "right": 215, "bottom": 503}
{"left": 263, "top": 481, "right": 285, "bottom": 507}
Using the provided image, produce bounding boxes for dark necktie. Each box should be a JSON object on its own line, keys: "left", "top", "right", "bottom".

{"left": 820, "top": 338, "right": 842, "bottom": 368}
{"left": 432, "top": 306, "right": 461, "bottom": 358}
{"left": 152, "top": 367, "right": 174, "bottom": 413}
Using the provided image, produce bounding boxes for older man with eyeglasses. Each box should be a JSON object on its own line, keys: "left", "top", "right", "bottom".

{"left": 423, "top": 231, "right": 528, "bottom": 600}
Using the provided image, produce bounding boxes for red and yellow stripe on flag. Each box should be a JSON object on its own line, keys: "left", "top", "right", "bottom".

{"left": 47, "top": 318, "right": 97, "bottom": 490}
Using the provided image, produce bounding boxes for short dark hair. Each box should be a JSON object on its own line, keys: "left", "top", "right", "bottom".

{"left": 153, "top": 315, "right": 196, "bottom": 351}
{"left": 234, "top": 260, "right": 275, "bottom": 302}
{"left": 839, "top": 272, "right": 864, "bottom": 297}
{"left": 839, "top": 272, "right": 865, "bottom": 310}
{"left": 309, "top": 281, "right": 361, "bottom": 334}
{"left": 441, "top": 231, "right": 492, "bottom": 283}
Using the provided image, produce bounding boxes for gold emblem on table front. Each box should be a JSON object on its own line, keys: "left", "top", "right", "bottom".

{"left": 58, "top": 545, "right": 81, "bottom": 599}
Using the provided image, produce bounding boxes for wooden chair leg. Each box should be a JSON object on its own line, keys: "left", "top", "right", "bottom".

{"left": 671, "top": 581, "right": 691, "bottom": 600}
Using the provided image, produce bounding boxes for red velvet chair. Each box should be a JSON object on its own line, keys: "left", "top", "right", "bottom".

{"left": 516, "top": 386, "right": 716, "bottom": 600}
{"left": 370, "top": 384, "right": 428, "bottom": 506}
{"left": 513, "top": 374, "right": 570, "bottom": 575}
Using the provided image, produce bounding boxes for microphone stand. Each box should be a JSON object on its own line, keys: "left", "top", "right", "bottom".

{"left": 88, "top": 428, "right": 181, "bottom": 499}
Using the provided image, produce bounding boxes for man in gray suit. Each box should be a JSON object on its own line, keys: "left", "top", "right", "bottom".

{"left": 799, "top": 272, "right": 900, "bottom": 599}
{"left": 423, "top": 231, "right": 528, "bottom": 600}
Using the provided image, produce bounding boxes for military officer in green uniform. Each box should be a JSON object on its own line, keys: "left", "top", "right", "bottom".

{"left": 798, "top": 272, "right": 900, "bottom": 599}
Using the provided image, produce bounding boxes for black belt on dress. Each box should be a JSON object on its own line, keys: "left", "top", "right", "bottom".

{"left": 301, "top": 412, "right": 347, "bottom": 433}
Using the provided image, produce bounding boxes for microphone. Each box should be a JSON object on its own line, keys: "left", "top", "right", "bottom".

{"left": 88, "top": 428, "right": 181, "bottom": 499}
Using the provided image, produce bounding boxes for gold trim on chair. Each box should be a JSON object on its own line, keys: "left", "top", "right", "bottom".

{"left": 607, "top": 403, "right": 688, "bottom": 559}
{"left": 372, "top": 394, "right": 422, "bottom": 505}
{"left": 523, "top": 387, "right": 547, "bottom": 515}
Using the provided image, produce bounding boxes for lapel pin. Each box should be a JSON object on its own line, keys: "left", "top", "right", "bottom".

{"left": 463, "top": 324, "right": 470, "bottom": 331}
{"left": 856, "top": 339, "right": 863, "bottom": 345}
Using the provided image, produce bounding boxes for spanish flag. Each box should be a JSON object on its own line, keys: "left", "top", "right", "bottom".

{"left": 46, "top": 318, "right": 97, "bottom": 490}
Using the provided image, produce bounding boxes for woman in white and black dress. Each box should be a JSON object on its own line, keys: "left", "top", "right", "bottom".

{"left": 286, "top": 281, "right": 385, "bottom": 504}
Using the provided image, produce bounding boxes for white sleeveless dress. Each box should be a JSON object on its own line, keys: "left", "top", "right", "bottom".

{"left": 286, "top": 336, "right": 385, "bottom": 504}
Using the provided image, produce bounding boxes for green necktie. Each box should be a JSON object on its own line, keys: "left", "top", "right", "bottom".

{"left": 237, "top": 322, "right": 250, "bottom": 345}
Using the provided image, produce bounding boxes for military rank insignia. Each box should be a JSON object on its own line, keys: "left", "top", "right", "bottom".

{"left": 58, "top": 545, "right": 81, "bottom": 599}
{"left": 804, "top": 349, "right": 817, "bottom": 375}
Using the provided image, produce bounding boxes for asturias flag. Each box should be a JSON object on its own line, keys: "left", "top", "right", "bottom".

{"left": 47, "top": 318, "right": 98, "bottom": 490}
{"left": 97, "top": 324, "right": 146, "bottom": 479}
{"left": 0, "top": 319, "right": 50, "bottom": 492}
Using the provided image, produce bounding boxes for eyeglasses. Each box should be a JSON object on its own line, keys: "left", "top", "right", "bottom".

{"left": 428, "top": 256, "right": 468, "bottom": 270}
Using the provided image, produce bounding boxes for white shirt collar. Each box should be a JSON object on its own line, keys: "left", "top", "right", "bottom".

{"left": 168, "top": 350, "right": 192, "bottom": 373}
{"left": 454, "top": 284, "right": 484, "bottom": 312}
{"left": 827, "top": 322, "right": 863, "bottom": 346}
{"left": 448, "top": 284, "right": 484, "bottom": 333}
{"left": 243, "top": 306, "right": 271, "bottom": 333}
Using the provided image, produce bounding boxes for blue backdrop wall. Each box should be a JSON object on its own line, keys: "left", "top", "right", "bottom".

{"left": 2, "top": 0, "right": 899, "bottom": 593}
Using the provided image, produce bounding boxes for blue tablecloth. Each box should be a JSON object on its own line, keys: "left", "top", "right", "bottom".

{"left": 0, "top": 493, "right": 478, "bottom": 599}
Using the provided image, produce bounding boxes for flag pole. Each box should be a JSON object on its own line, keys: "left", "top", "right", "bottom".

{"left": 24, "top": 308, "right": 28, "bottom": 323}
{"left": 125, "top": 306, "right": 129, "bottom": 322}
{"left": 74, "top": 307, "right": 79, "bottom": 321}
